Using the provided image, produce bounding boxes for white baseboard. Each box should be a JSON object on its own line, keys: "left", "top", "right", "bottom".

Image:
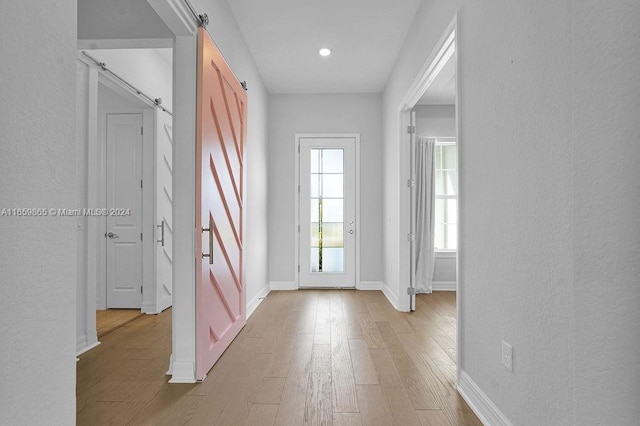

{"left": 381, "top": 283, "right": 399, "bottom": 310}
{"left": 356, "top": 281, "right": 384, "bottom": 290}
{"left": 141, "top": 301, "right": 157, "bottom": 314}
{"left": 168, "top": 361, "right": 197, "bottom": 383}
{"left": 458, "top": 370, "right": 512, "bottom": 426}
{"left": 166, "top": 353, "right": 175, "bottom": 376}
{"left": 76, "top": 335, "right": 100, "bottom": 357}
{"left": 270, "top": 281, "right": 298, "bottom": 291}
{"left": 247, "top": 285, "right": 270, "bottom": 318}
{"left": 432, "top": 281, "right": 457, "bottom": 291}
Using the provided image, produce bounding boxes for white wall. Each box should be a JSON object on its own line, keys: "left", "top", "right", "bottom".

{"left": 192, "top": 0, "right": 271, "bottom": 313}
{"left": 415, "top": 105, "right": 457, "bottom": 286}
{"left": 415, "top": 104, "right": 456, "bottom": 138}
{"left": 268, "top": 94, "right": 384, "bottom": 286}
{"left": 384, "top": 0, "right": 640, "bottom": 424}
{"left": 0, "top": 1, "right": 77, "bottom": 424}
{"left": 84, "top": 49, "right": 173, "bottom": 110}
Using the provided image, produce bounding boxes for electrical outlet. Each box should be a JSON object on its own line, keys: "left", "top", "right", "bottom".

{"left": 502, "top": 341, "right": 513, "bottom": 371}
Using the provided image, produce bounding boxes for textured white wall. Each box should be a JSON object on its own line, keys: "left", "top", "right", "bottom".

{"left": 571, "top": 1, "right": 640, "bottom": 423}
{"left": 0, "top": 1, "right": 77, "bottom": 424}
{"left": 268, "top": 94, "right": 384, "bottom": 284}
{"left": 384, "top": 0, "right": 640, "bottom": 424}
{"left": 83, "top": 49, "right": 173, "bottom": 110}
{"left": 192, "top": 0, "right": 271, "bottom": 309}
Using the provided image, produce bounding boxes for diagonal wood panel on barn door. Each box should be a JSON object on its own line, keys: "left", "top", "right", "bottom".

{"left": 195, "top": 27, "right": 247, "bottom": 380}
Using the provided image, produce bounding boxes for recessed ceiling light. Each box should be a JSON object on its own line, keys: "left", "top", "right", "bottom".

{"left": 319, "top": 48, "right": 332, "bottom": 57}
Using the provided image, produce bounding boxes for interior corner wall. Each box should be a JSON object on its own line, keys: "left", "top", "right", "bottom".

{"left": 385, "top": 0, "right": 640, "bottom": 424}
{"left": 268, "top": 93, "right": 384, "bottom": 285}
{"left": 191, "top": 0, "right": 271, "bottom": 310}
{"left": 0, "top": 1, "right": 77, "bottom": 424}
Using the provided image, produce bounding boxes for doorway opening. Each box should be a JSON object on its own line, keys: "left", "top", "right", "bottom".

{"left": 398, "top": 14, "right": 461, "bottom": 379}
{"left": 75, "top": 46, "right": 174, "bottom": 355}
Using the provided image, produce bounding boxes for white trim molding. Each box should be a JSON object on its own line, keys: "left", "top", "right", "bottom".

{"left": 270, "top": 281, "right": 298, "bottom": 291}
{"left": 432, "top": 281, "right": 456, "bottom": 291}
{"left": 247, "top": 286, "right": 270, "bottom": 318}
{"left": 382, "top": 283, "right": 399, "bottom": 310}
{"left": 168, "top": 361, "right": 196, "bottom": 384}
{"left": 76, "top": 337, "right": 100, "bottom": 357}
{"left": 458, "top": 370, "right": 513, "bottom": 426}
{"left": 356, "top": 281, "right": 384, "bottom": 291}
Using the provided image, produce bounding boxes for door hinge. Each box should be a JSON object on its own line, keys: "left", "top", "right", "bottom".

{"left": 407, "top": 125, "right": 416, "bottom": 134}
{"left": 407, "top": 179, "right": 415, "bottom": 188}
{"left": 407, "top": 233, "right": 415, "bottom": 242}
{"left": 140, "top": 179, "right": 143, "bottom": 188}
{"left": 140, "top": 232, "right": 143, "bottom": 241}
{"left": 141, "top": 127, "right": 143, "bottom": 135}
{"left": 407, "top": 287, "right": 416, "bottom": 295}
{"left": 298, "top": 265, "right": 300, "bottom": 272}
{"left": 141, "top": 285, "right": 143, "bottom": 294}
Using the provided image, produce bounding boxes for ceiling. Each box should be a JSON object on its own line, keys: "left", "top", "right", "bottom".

{"left": 417, "top": 54, "right": 456, "bottom": 105}
{"left": 78, "top": 0, "right": 423, "bottom": 95}
{"left": 227, "top": 0, "right": 422, "bottom": 94}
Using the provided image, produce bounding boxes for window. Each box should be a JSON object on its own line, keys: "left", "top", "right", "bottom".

{"left": 434, "top": 142, "right": 457, "bottom": 251}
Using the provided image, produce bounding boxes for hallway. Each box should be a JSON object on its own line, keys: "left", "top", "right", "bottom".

{"left": 77, "top": 290, "right": 480, "bottom": 425}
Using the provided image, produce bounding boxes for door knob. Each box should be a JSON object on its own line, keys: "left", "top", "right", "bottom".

{"left": 106, "top": 232, "right": 119, "bottom": 239}
{"left": 349, "top": 229, "right": 354, "bottom": 234}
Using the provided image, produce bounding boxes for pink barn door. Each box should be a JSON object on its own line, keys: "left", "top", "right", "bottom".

{"left": 195, "top": 27, "right": 247, "bottom": 380}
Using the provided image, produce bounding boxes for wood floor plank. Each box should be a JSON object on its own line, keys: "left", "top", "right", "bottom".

{"left": 331, "top": 298, "right": 359, "bottom": 413}
{"left": 368, "top": 347, "right": 421, "bottom": 425}
{"left": 333, "top": 412, "right": 363, "bottom": 426}
{"left": 304, "top": 344, "right": 333, "bottom": 425}
{"left": 355, "top": 384, "right": 394, "bottom": 426}
{"left": 348, "top": 338, "right": 378, "bottom": 385}
{"left": 244, "top": 404, "right": 278, "bottom": 426}
{"left": 126, "top": 385, "right": 203, "bottom": 426}
{"left": 253, "top": 377, "right": 286, "bottom": 404}
{"left": 376, "top": 321, "right": 440, "bottom": 410}
{"left": 359, "top": 312, "right": 385, "bottom": 349}
{"left": 274, "top": 333, "right": 314, "bottom": 426}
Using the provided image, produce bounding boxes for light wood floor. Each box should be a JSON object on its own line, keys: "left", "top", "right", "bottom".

{"left": 96, "top": 309, "right": 144, "bottom": 338}
{"left": 77, "top": 290, "right": 480, "bottom": 425}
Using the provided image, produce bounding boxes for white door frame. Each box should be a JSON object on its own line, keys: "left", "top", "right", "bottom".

{"left": 294, "top": 133, "right": 361, "bottom": 289}
{"left": 90, "top": 70, "right": 155, "bottom": 313}
{"left": 396, "top": 14, "right": 461, "bottom": 381}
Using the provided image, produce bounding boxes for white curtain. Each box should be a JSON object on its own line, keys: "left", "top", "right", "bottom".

{"left": 414, "top": 137, "right": 436, "bottom": 294}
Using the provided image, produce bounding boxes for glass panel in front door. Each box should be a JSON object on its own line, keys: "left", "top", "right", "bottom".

{"left": 310, "top": 148, "right": 344, "bottom": 273}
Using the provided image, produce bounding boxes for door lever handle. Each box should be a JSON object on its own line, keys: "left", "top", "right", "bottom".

{"left": 157, "top": 220, "right": 165, "bottom": 247}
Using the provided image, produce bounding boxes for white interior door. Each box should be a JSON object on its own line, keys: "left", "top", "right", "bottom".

{"left": 106, "top": 113, "right": 143, "bottom": 308}
{"left": 155, "top": 109, "right": 173, "bottom": 312}
{"left": 299, "top": 136, "right": 356, "bottom": 288}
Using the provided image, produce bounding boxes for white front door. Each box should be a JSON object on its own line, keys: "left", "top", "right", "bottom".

{"left": 298, "top": 135, "right": 357, "bottom": 288}
{"left": 155, "top": 109, "right": 173, "bottom": 312}
{"left": 106, "top": 113, "right": 143, "bottom": 308}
